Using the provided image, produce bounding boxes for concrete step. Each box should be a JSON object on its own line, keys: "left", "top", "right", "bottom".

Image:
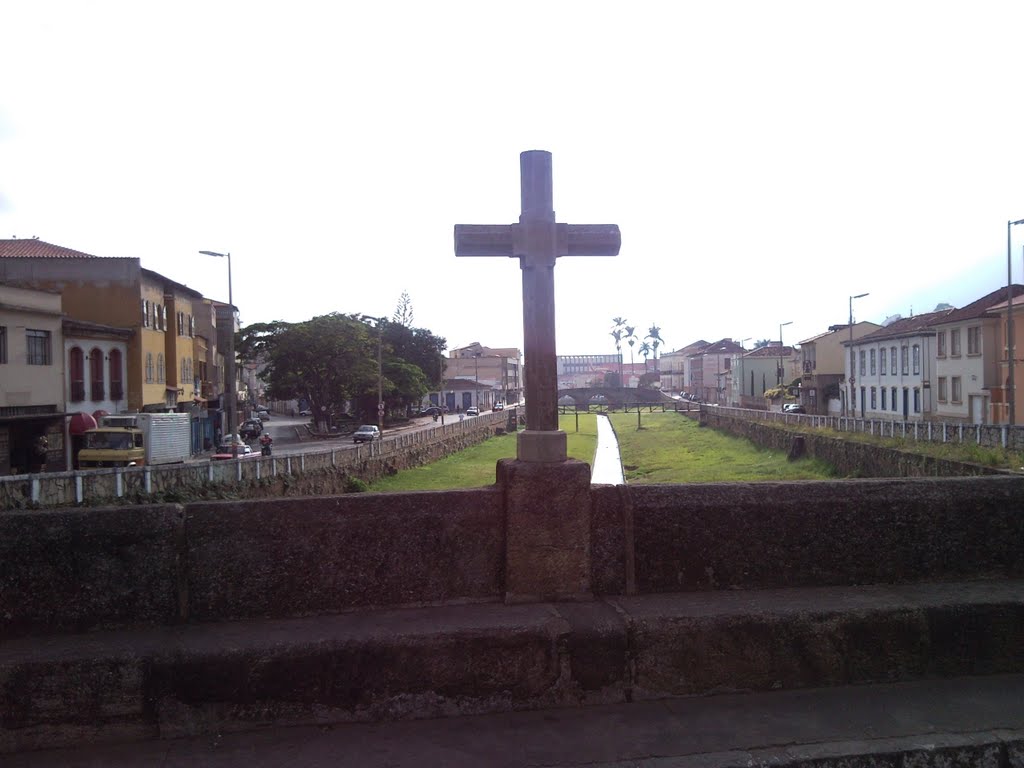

{"left": 3, "top": 579, "right": 1023, "bottom": 755}
{"left": 9, "top": 674, "right": 1024, "bottom": 767}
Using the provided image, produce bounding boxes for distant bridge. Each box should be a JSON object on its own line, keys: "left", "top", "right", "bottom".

{"left": 556, "top": 387, "right": 674, "bottom": 409}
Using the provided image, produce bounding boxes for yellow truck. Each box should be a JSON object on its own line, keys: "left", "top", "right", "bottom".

{"left": 77, "top": 413, "right": 192, "bottom": 468}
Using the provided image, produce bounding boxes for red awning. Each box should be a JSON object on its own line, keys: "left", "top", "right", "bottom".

{"left": 92, "top": 409, "right": 109, "bottom": 421}
{"left": 69, "top": 411, "right": 98, "bottom": 435}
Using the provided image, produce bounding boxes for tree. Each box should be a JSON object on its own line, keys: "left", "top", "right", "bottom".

{"left": 393, "top": 291, "right": 415, "bottom": 328}
{"left": 754, "top": 339, "right": 771, "bottom": 349}
{"left": 237, "top": 313, "right": 378, "bottom": 429}
{"left": 645, "top": 324, "right": 664, "bottom": 362}
{"left": 639, "top": 341, "right": 652, "bottom": 370}
{"left": 611, "top": 317, "right": 627, "bottom": 381}
{"left": 624, "top": 325, "right": 637, "bottom": 384}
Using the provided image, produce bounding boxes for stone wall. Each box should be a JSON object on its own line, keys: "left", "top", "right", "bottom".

{"left": 591, "top": 476, "right": 1024, "bottom": 596}
{"left": 699, "top": 407, "right": 1008, "bottom": 478}
{"left": 6, "top": 473, "right": 1023, "bottom": 640}
{"left": 0, "top": 489, "right": 504, "bottom": 638}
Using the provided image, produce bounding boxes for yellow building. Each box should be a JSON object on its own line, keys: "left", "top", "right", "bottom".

{"left": 0, "top": 240, "right": 208, "bottom": 412}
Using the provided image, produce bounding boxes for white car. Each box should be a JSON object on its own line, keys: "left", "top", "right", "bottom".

{"left": 353, "top": 424, "right": 381, "bottom": 443}
{"left": 466, "top": 407, "right": 479, "bottom": 416}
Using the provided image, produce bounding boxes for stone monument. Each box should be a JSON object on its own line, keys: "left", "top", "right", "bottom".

{"left": 455, "top": 150, "right": 620, "bottom": 462}
{"left": 455, "top": 150, "right": 621, "bottom": 601}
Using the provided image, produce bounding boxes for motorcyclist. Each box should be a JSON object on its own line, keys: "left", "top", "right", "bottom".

{"left": 259, "top": 432, "right": 273, "bottom": 456}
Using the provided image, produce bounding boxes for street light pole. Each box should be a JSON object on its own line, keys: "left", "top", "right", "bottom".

{"left": 847, "top": 292, "right": 869, "bottom": 418}
{"left": 778, "top": 321, "right": 792, "bottom": 387}
{"left": 473, "top": 352, "right": 481, "bottom": 409}
{"left": 199, "top": 250, "right": 236, "bottom": 457}
{"left": 1008, "top": 220, "right": 1024, "bottom": 424}
{"left": 377, "top": 318, "right": 384, "bottom": 433}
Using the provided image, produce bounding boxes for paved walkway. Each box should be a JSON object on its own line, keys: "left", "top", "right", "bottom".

{"left": 13, "top": 675, "right": 1023, "bottom": 767}
{"left": 590, "top": 413, "right": 624, "bottom": 485}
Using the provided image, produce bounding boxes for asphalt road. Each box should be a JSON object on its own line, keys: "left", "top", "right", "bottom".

{"left": 250, "top": 409, "right": 497, "bottom": 457}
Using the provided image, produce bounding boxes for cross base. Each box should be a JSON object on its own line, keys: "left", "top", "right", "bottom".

{"left": 516, "top": 430, "right": 568, "bottom": 463}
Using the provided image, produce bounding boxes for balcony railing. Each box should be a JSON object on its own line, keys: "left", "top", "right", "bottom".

{"left": 110, "top": 382, "right": 124, "bottom": 401}
{"left": 70, "top": 381, "right": 85, "bottom": 402}
{"left": 90, "top": 382, "right": 105, "bottom": 401}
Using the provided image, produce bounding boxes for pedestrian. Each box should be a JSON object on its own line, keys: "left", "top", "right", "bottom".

{"left": 32, "top": 435, "right": 48, "bottom": 473}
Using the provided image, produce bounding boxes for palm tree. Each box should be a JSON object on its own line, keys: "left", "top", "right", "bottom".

{"left": 639, "top": 341, "right": 652, "bottom": 371}
{"left": 645, "top": 325, "right": 665, "bottom": 366}
{"left": 624, "top": 325, "right": 637, "bottom": 384}
{"left": 611, "top": 317, "right": 627, "bottom": 382}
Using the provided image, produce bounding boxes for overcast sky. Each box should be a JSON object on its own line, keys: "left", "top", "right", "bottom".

{"left": 2, "top": 1, "right": 1023, "bottom": 359}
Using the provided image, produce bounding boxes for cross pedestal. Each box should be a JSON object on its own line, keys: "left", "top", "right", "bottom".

{"left": 454, "top": 150, "right": 620, "bottom": 462}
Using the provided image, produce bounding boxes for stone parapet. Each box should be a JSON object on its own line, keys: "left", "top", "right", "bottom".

{"left": 0, "top": 490, "right": 504, "bottom": 639}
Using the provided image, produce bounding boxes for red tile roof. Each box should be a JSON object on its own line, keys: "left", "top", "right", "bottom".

{"left": 854, "top": 309, "right": 953, "bottom": 343}
{"left": 0, "top": 239, "right": 129, "bottom": 260}
{"left": 934, "top": 284, "right": 1024, "bottom": 324}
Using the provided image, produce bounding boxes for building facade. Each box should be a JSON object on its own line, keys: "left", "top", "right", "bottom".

{"left": 845, "top": 310, "right": 952, "bottom": 421}
{"left": 0, "top": 284, "right": 67, "bottom": 474}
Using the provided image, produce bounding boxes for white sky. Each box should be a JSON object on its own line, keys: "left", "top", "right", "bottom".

{"left": 2, "top": 1, "right": 1024, "bottom": 358}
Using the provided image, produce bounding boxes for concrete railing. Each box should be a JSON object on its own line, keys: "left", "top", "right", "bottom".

{"left": 0, "top": 411, "right": 509, "bottom": 509}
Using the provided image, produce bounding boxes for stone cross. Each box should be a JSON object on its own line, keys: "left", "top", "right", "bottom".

{"left": 455, "top": 150, "right": 620, "bottom": 461}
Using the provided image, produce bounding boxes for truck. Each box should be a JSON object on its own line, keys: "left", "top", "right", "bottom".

{"left": 77, "top": 412, "right": 192, "bottom": 468}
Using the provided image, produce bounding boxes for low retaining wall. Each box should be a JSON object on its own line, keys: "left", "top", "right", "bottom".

{"left": 5, "top": 473, "right": 1023, "bottom": 639}
{"left": 700, "top": 407, "right": 1008, "bottom": 478}
{"left": 0, "top": 413, "right": 507, "bottom": 510}
{"left": 591, "top": 476, "right": 1024, "bottom": 595}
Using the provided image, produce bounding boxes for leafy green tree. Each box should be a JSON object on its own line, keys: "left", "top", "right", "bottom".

{"left": 237, "top": 313, "right": 377, "bottom": 427}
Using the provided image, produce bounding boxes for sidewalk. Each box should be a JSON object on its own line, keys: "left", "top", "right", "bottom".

{"left": 590, "top": 413, "right": 624, "bottom": 484}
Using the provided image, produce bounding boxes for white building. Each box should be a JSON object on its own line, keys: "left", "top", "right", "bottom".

{"left": 845, "top": 309, "right": 952, "bottom": 421}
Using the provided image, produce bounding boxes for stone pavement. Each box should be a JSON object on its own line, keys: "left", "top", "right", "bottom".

{"left": 12, "top": 674, "right": 1024, "bottom": 767}
{"left": 590, "top": 413, "right": 624, "bottom": 485}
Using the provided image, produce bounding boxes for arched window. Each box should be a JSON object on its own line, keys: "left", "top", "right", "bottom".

{"left": 69, "top": 347, "right": 85, "bottom": 402}
{"left": 89, "top": 347, "right": 105, "bottom": 401}
{"left": 109, "top": 349, "right": 123, "bottom": 401}
{"left": 146, "top": 353, "right": 154, "bottom": 383}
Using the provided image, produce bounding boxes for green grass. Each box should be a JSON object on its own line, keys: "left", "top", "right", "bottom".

{"left": 609, "top": 411, "right": 837, "bottom": 483}
{"left": 368, "top": 414, "right": 599, "bottom": 491}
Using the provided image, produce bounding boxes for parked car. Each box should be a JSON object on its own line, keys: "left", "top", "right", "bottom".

{"left": 211, "top": 442, "right": 255, "bottom": 460}
{"left": 417, "top": 406, "right": 442, "bottom": 417}
{"left": 783, "top": 404, "right": 806, "bottom": 414}
{"left": 493, "top": 402, "right": 504, "bottom": 411}
{"left": 254, "top": 405, "right": 271, "bottom": 421}
{"left": 239, "top": 419, "right": 263, "bottom": 439}
{"left": 298, "top": 409, "right": 312, "bottom": 416}
{"left": 466, "top": 406, "right": 479, "bottom": 416}
{"left": 353, "top": 424, "right": 381, "bottom": 443}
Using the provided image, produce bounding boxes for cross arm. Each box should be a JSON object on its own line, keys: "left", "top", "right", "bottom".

{"left": 454, "top": 225, "right": 515, "bottom": 257}
{"left": 567, "top": 224, "right": 621, "bottom": 257}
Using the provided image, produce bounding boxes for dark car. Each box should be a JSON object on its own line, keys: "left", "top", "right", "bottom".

{"left": 239, "top": 419, "right": 263, "bottom": 439}
{"left": 418, "top": 406, "right": 444, "bottom": 417}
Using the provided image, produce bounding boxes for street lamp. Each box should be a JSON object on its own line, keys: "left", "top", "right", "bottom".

{"left": 778, "top": 321, "right": 792, "bottom": 387}
{"left": 847, "top": 292, "right": 869, "bottom": 417}
{"left": 473, "top": 352, "right": 481, "bottom": 409}
{"left": 362, "top": 315, "right": 386, "bottom": 432}
{"left": 199, "top": 250, "right": 236, "bottom": 457}
{"left": 1008, "top": 219, "right": 1024, "bottom": 424}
